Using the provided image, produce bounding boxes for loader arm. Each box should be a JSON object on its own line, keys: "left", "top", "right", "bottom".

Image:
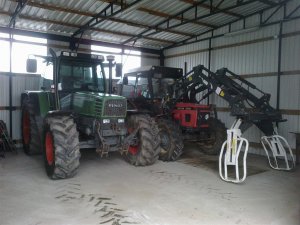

{"left": 170, "top": 65, "right": 284, "bottom": 136}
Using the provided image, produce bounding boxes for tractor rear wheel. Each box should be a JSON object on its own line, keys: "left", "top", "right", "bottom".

{"left": 125, "top": 114, "right": 160, "bottom": 166}
{"left": 157, "top": 119, "right": 184, "bottom": 161}
{"left": 44, "top": 116, "right": 81, "bottom": 179}
{"left": 21, "top": 98, "right": 42, "bottom": 155}
{"left": 200, "top": 118, "right": 226, "bottom": 155}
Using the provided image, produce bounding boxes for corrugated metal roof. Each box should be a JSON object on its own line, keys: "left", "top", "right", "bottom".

{"left": 0, "top": 0, "right": 285, "bottom": 49}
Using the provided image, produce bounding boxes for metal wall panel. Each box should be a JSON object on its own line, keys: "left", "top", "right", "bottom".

{"left": 141, "top": 54, "right": 160, "bottom": 66}
{"left": 0, "top": 74, "right": 10, "bottom": 136}
{"left": 283, "top": 18, "right": 300, "bottom": 34}
{"left": 281, "top": 34, "right": 300, "bottom": 71}
{"left": 0, "top": 73, "right": 41, "bottom": 141}
{"left": 165, "top": 52, "right": 209, "bottom": 72}
{"left": 165, "top": 40, "right": 209, "bottom": 57}
{"left": 279, "top": 75, "right": 300, "bottom": 110}
{"left": 278, "top": 115, "right": 300, "bottom": 149}
{"left": 12, "top": 74, "right": 41, "bottom": 106}
{"left": 12, "top": 110, "right": 21, "bottom": 141}
{"left": 0, "top": 74, "right": 9, "bottom": 106}
{"left": 212, "top": 25, "right": 279, "bottom": 49}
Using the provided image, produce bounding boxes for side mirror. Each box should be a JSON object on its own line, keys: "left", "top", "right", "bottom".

{"left": 123, "top": 76, "right": 128, "bottom": 85}
{"left": 116, "top": 63, "right": 122, "bottom": 77}
{"left": 26, "top": 58, "right": 37, "bottom": 73}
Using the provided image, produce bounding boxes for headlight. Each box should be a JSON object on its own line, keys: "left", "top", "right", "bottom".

{"left": 205, "top": 114, "right": 210, "bottom": 120}
{"left": 118, "top": 118, "right": 125, "bottom": 123}
{"left": 62, "top": 51, "right": 70, "bottom": 56}
{"left": 103, "top": 119, "right": 110, "bottom": 124}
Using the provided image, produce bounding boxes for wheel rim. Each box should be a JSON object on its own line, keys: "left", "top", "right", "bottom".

{"left": 45, "top": 132, "right": 54, "bottom": 165}
{"left": 22, "top": 110, "right": 30, "bottom": 145}
{"left": 127, "top": 127, "right": 140, "bottom": 155}
{"left": 160, "top": 131, "right": 171, "bottom": 150}
{"left": 128, "top": 145, "right": 139, "bottom": 155}
{"left": 204, "top": 128, "right": 217, "bottom": 148}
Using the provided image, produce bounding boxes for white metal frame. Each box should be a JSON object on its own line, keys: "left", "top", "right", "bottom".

{"left": 261, "top": 128, "right": 295, "bottom": 170}
{"left": 219, "top": 119, "right": 249, "bottom": 183}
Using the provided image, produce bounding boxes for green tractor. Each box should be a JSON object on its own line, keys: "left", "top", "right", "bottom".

{"left": 21, "top": 49, "right": 160, "bottom": 179}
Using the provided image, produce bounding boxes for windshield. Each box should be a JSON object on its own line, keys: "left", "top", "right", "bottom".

{"left": 135, "top": 77, "right": 175, "bottom": 99}
{"left": 58, "top": 61, "right": 105, "bottom": 92}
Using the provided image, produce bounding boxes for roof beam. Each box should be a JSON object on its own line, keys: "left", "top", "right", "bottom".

{"left": 0, "top": 26, "right": 161, "bottom": 55}
{"left": 122, "top": 0, "right": 210, "bottom": 45}
{"left": 257, "top": 0, "right": 277, "bottom": 6}
{"left": 72, "top": 0, "right": 143, "bottom": 38}
{"left": 138, "top": 7, "right": 217, "bottom": 28}
{"left": 8, "top": 0, "right": 27, "bottom": 28}
{"left": 98, "top": 0, "right": 216, "bottom": 28}
{"left": 122, "top": 0, "right": 259, "bottom": 45}
{"left": 11, "top": 0, "right": 192, "bottom": 37}
{"left": 0, "top": 10, "right": 176, "bottom": 45}
{"left": 215, "top": 0, "right": 225, "bottom": 9}
{"left": 181, "top": 0, "right": 243, "bottom": 18}
{"left": 164, "top": 0, "right": 290, "bottom": 49}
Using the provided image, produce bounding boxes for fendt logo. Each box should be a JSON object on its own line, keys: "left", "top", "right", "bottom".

{"left": 108, "top": 103, "right": 123, "bottom": 108}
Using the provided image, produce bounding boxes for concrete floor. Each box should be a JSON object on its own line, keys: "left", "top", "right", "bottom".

{"left": 0, "top": 144, "right": 299, "bottom": 225}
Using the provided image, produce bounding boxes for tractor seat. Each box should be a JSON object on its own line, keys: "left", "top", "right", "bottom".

{"left": 61, "top": 77, "right": 75, "bottom": 89}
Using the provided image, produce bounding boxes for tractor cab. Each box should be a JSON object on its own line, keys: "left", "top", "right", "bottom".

{"left": 121, "top": 66, "right": 183, "bottom": 100}
{"left": 120, "top": 66, "right": 183, "bottom": 115}
{"left": 56, "top": 52, "right": 106, "bottom": 94}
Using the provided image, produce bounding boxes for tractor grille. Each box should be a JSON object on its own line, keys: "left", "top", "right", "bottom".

{"left": 95, "top": 98, "right": 103, "bottom": 117}
{"left": 103, "top": 99, "right": 126, "bottom": 117}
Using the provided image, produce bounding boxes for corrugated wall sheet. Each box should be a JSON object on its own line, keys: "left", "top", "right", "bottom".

{"left": 164, "top": 1, "right": 300, "bottom": 152}
{"left": 0, "top": 73, "right": 41, "bottom": 141}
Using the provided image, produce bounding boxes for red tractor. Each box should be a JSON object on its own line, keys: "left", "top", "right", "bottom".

{"left": 119, "top": 66, "right": 226, "bottom": 160}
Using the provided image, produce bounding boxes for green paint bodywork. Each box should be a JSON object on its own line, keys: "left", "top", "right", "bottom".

{"left": 61, "top": 92, "right": 127, "bottom": 119}
{"left": 25, "top": 90, "right": 126, "bottom": 119}
{"left": 38, "top": 92, "right": 53, "bottom": 117}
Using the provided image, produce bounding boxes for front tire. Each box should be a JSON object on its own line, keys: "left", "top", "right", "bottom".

{"left": 157, "top": 119, "right": 184, "bottom": 161}
{"left": 200, "top": 118, "right": 226, "bottom": 155}
{"left": 125, "top": 114, "right": 160, "bottom": 166}
{"left": 44, "top": 116, "right": 81, "bottom": 179}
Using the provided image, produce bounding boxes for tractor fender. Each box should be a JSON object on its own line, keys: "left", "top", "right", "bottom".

{"left": 43, "top": 111, "right": 75, "bottom": 131}
{"left": 45, "top": 110, "right": 74, "bottom": 119}
{"left": 21, "top": 91, "right": 53, "bottom": 117}
{"left": 21, "top": 92, "right": 41, "bottom": 116}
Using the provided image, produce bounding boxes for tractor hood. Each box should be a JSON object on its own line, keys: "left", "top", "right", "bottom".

{"left": 79, "top": 92, "right": 126, "bottom": 99}
{"left": 60, "top": 91, "right": 127, "bottom": 118}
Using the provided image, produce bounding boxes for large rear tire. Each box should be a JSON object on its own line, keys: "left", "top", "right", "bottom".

{"left": 21, "top": 97, "right": 42, "bottom": 155}
{"left": 201, "top": 118, "right": 226, "bottom": 155}
{"left": 157, "top": 119, "right": 184, "bottom": 161}
{"left": 44, "top": 116, "right": 81, "bottom": 179}
{"left": 125, "top": 114, "right": 160, "bottom": 166}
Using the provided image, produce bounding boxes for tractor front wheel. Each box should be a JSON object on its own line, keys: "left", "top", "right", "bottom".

{"left": 125, "top": 114, "right": 160, "bottom": 166}
{"left": 157, "top": 119, "right": 184, "bottom": 161}
{"left": 200, "top": 118, "right": 226, "bottom": 155}
{"left": 43, "top": 116, "right": 81, "bottom": 179}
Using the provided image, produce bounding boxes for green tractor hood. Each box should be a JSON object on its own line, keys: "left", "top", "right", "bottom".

{"left": 60, "top": 92, "right": 127, "bottom": 118}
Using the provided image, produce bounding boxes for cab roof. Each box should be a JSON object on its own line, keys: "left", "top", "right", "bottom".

{"left": 124, "top": 66, "right": 183, "bottom": 79}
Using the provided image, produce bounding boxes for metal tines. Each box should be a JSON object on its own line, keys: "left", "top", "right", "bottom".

{"left": 0, "top": 120, "right": 17, "bottom": 157}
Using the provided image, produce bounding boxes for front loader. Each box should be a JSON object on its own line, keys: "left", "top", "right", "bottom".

{"left": 21, "top": 49, "right": 160, "bottom": 179}
{"left": 169, "top": 65, "right": 295, "bottom": 182}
